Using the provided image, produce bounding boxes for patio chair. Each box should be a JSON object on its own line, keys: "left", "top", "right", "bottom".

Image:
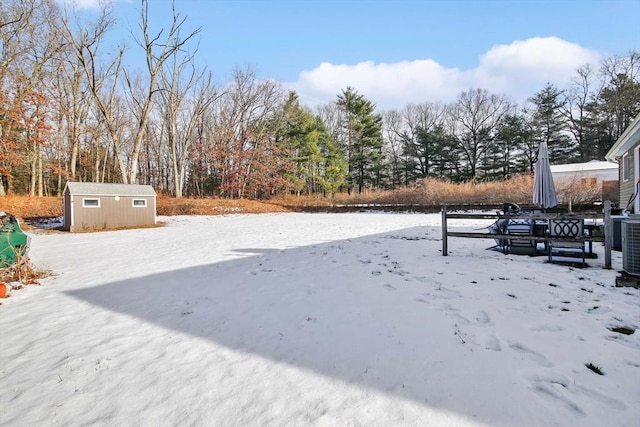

{"left": 547, "top": 218, "right": 585, "bottom": 265}
{"left": 504, "top": 218, "right": 537, "bottom": 255}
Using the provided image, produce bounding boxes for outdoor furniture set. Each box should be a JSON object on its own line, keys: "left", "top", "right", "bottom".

{"left": 440, "top": 141, "right": 612, "bottom": 268}
{"left": 501, "top": 215, "right": 590, "bottom": 264}
{"left": 440, "top": 201, "right": 613, "bottom": 268}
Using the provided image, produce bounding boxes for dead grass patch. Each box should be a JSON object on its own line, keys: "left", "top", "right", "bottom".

{"left": 156, "top": 196, "right": 294, "bottom": 215}
{"left": 0, "top": 195, "right": 63, "bottom": 219}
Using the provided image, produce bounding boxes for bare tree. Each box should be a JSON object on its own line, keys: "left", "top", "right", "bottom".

{"left": 0, "top": 0, "right": 66, "bottom": 195}
{"left": 561, "top": 64, "right": 598, "bottom": 160}
{"left": 207, "top": 67, "right": 284, "bottom": 197}
{"left": 382, "top": 110, "right": 407, "bottom": 187}
{"left": 598, "top": 50, "right": 640, "bottom": 138}
{"left": 0, "top": 1, "right": 30, "bottom": 195}
{"left": 315, "top": 102, "right": 344, "bottom": 144}
{"left": 61, "top": 3, "right": 127, "bottom": 183}
{"left": 56, "top": 44, "right": 93, "bottom": 183}
{"left": 121, "top": 0, "right": 201, "bottom": 184}
{"left": 61, "top": 0, "right": 201, "bottom": 185}
{"left": 449, "top": 89, "right": 512, "bottom": 179}
{"left": 399, "top": 102, "right": 446, "bottom": 180}
{"left": 157, "top": 43, "right": 216, "bottom": 197}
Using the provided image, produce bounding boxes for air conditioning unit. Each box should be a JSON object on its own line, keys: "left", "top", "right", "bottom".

{"left": 622, "top": 219, "right": 640, "bottom": 276}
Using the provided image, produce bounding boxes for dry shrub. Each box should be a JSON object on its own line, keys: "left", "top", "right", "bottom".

{"left": 555, "top": 177, "right": 614, "bottom": 209}
{"left": 322, "top": 175, "right": 535, "bottom": 207}
{"left": 367, "top": 187, "right": 425, "bottom": 205}
{"left": 367, "top": 174, "right": 607, "bottom": 208}
{"left": 0, "top": 254, "right": 52, "bottom": 286}
{"left": 0, "top": 195, "right": 63, "bottom": 218}
{"left": 329, "top": 187, "right": 423, "bottom": 205}
{"left": 156, "top": 195, "right": 294, "bottom": 216}
{"left": 271, "top": 194, "right": 334, "bottom": 208}
{"left": 419, "top": 175, "right": 534, "bottom": 206}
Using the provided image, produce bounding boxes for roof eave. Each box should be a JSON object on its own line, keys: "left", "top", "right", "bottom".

{"left": 606, "top": 113, "right": 640, "bottom": 161}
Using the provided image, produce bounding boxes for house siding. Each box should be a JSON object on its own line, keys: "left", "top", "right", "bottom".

{"left": 606, "top": 114, "right": 640, "bottom": 212}
{"left": 619, "top": 148, "right": 637, "bottom": 209}
{"left": 70, "top": 196, "right": 156, "bottom": 232}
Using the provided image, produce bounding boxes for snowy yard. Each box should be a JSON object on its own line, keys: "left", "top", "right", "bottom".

{"left": 1, "top": 212, "right": 638, "bottom": 427}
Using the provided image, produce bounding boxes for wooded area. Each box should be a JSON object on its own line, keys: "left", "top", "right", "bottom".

{"left": 1, "top": 0, "right": 639, "bottom": 198}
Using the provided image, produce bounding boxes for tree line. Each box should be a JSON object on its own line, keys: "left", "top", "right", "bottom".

{"left": 1, "top": 0, "right": 639, "bottom": 198}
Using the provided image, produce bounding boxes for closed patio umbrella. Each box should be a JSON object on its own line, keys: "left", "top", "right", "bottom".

{"left": 533, "top": 141, "right": 558, "bottom": 209}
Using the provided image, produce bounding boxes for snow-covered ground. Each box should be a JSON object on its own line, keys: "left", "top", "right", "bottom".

{"left": 1, "top": 212, "right": 638, "bottom": 427}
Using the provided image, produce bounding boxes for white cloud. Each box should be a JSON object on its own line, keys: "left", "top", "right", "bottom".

{"left": 287, "top": 37, "right": 601, "bottom": 111}
{"left": 475, "top": 37, "right": 600, "bottom": 90}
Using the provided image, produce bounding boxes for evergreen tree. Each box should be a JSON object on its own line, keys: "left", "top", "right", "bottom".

{"left": 316, "top": 122, "right": 347, "bottom": 196}
{"left": 420, "top": 125, "right": 459, "bottom": 179}
{"left": 275, "top": 92, "right": 346, "bottom": 195}
{"left": 596, "top": 73, "right": 640, "bottom": 153}
{"left": 336, "top": 87, "right": 383, "bottom": 193}
{"left": 528, "top": 83, "right": 575, "bottom": 164}
{"left": 493, "top": 114, "right": 536, "bottom": 176}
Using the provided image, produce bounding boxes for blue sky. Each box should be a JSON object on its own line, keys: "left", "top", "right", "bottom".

{"left": 66, "top": 0, "right": 640, "bottom": 110}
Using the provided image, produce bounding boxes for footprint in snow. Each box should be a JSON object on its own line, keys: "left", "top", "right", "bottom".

{"left": 530, "top": 374, "right": 627, "bottom": 412}
{"left": 530, "top": 323, "right": 565, "bottom": 332}
{"left": 509, "top": 343, "right": 553, "bottom": 367}
{"left": 481, "top": 334, "right": 501, "bottom": 351}
{"left": 573, "top": 382, "right": 628, "bottom": 410}
{"left": 475, "top": 310, "right": 491, "bottom": 325}
{"left": 532, "top": 379, "right": 584, "bottom": 415}
{"left": 604, "top": 334, "right": 640, "bottom": 349}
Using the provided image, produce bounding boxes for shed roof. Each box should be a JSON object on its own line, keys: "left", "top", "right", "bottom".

{"left": 549, "top": 161, "right": 618, "bottom": 174}
{"left": 64, "top": 182, "right": 156, "bottom": 197}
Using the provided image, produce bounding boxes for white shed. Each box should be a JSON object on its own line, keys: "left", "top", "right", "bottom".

{"left": 550, "top": 161, "right": 619, "bottom": 205}
{"left": 550, "top": 161, "right": 618, "bottom": 186}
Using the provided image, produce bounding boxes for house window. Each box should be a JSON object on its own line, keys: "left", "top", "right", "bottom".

{"left": 82, "top": 198, "right": 100, "bottom": 208}
{"left": 623, "top": 153, "right": 632, "bottom": 181}
{"left": 132, "top": 199, "right": 147, "bottom": 207}
{"left": 580, "top": 177, "right": 598, "bottom": 187}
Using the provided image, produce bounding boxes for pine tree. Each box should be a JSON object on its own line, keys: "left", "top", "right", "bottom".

{"left": 528, "top": 83, "right": 575, "bottom": 164}
{"left": 336, "top": 87, "right": 383, "bottom": 193}
{"left": 493, "top": 114, "right": 536, "bottom": 176}
{"left": 275, "top": 92, "right": 346, "bottom": 195}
